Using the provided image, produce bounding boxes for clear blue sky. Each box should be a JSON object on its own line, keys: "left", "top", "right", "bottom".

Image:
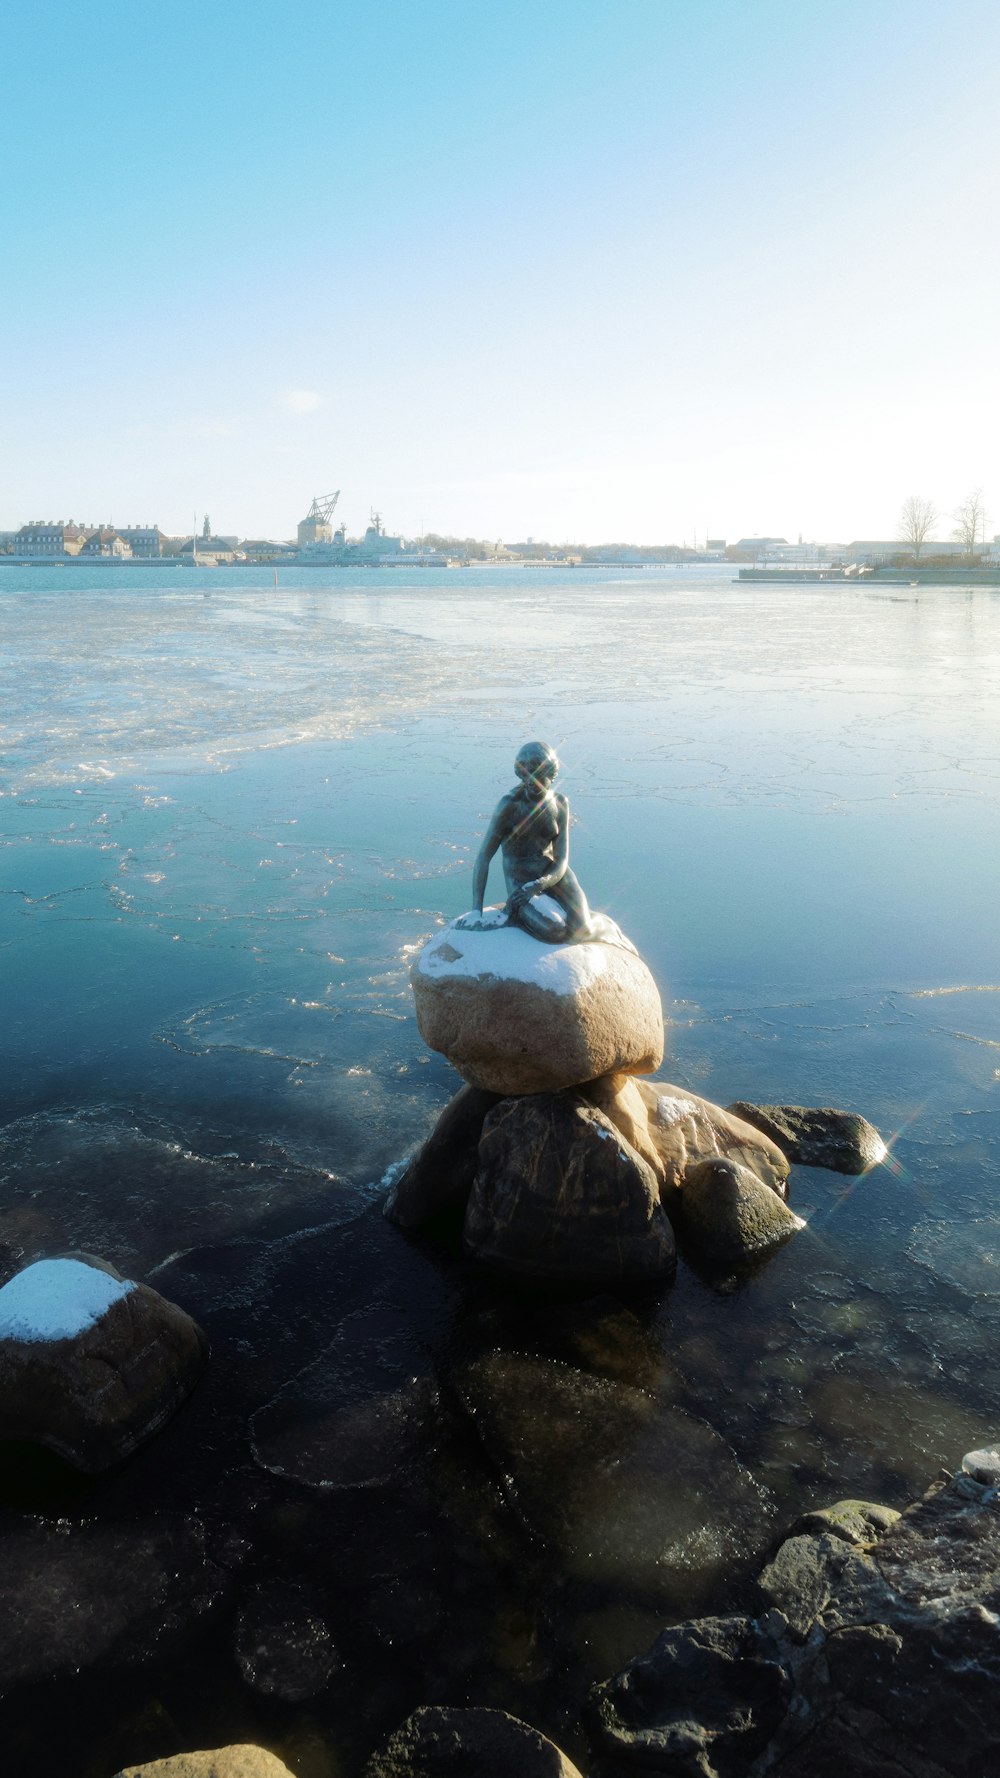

{"left": 2, "top": 0, "right": 998, "bottom": 543}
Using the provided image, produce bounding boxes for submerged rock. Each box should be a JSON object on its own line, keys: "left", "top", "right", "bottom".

{"left": 726, "top": 1102, "right": 886, "bottom": 1175}
{"left": 0, "top": 1253, "right": 207, "bottom": 1472}
{"left": 411, "top": 919, "right": 664, "bottom": 1094}
{"left": 454, "top": 1350, "right": 772, "bottom": 1605}
{"left": 0, "top": 1512, "right": 229, "bottom": 1690}
{"left": 364, "top": 1705, "right": 584, "bottom": 1777}
{"left": 233, "top": 1580, "right": 339, "bottom": 1701}
{"left": 115, "top": 1752, "right": 295, "bottom": 1778}
{"left": 464, "top": 1092, "right": 676, "bottom": 1283}
{"left": 677, "top": 1157, "right": 805, "bottom": 1272}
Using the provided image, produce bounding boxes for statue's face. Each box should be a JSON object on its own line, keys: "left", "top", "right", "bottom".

{"left": 515, "top": 743, "right": 558, "bottom": 798}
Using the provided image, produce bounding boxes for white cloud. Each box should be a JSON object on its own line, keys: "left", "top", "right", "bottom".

{"left": 281, "top": 388, "right": 323, "bottom": 415}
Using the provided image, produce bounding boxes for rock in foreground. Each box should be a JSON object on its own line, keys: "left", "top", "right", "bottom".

{"left": 411, "top": 918, "right": 664, "bottom": 1094}
{"left": 726, "top": 1102, "right": 886, "bottom": 1175}
{"left": 0, "top": 1253, "right": 207, "bottom": 1472}
{"left": 593, "top": 1455, "right": 1000, "bottom": 1777}
{"left": 115, "top": 1751, "right": 294, "bottom": 1778}
{"left": 365, "top": 1705, "right": 584, "bottom": 1777}
{"left": 464, "top": 1092, "right": 676, "bottom": 1283}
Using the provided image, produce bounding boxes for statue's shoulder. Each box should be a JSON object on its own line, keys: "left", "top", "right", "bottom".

{"left": 492, "top": 789, "right": 520, "bottom": 826}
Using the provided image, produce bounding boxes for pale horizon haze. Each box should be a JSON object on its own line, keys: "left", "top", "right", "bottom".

{"left": 2, "top": 0, "right": 998, "bottom": 545}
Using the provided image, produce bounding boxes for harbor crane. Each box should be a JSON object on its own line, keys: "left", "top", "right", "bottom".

{"left": 306, "top": 491, "right": 341, "bottom": 523}
{"left": 297, "top": 489, "right": 341, "bottom": 550}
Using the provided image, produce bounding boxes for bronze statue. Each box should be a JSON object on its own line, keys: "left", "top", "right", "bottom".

{"left": 464, "top": 741, "right": 602, "bottom": 943}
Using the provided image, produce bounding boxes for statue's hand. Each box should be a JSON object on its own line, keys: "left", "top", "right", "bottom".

{"left": 506, "top": 881, "right": 540, "bottom": 915}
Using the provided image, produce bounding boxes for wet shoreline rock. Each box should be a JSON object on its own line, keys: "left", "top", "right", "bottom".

{"left": 591, "top": 1452, "right": 1000, "bottom": 1777}
{"left": 726, "top": 1102, "right": 886, "bottom": 1175}
{"left": 0, "top": 1253, "right": 207, "bottom": 1472}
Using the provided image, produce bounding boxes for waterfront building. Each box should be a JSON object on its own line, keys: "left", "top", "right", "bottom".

{"left": 79, "top": 528, "right": 132, "bottom": 558}
{"left": 846, "top": 539, "right": 985, "bottom": 563}
{"left": 116, "top": 526, "right": 164, "bottom": 558}
{"left": 12, "top": 520, "right": 89, "bottom": 556}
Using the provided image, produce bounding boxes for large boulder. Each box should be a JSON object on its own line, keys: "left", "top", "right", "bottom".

{"left": 677, "top": 1157, "right": 805, "bottom": 1272}
{"left": 364, "top": 1706, "right": 584, "bottom": 1777}
{"left": 0, "top": 1253, "right": 207, "bottom": 1471}
{"left": 464, "top": 1092, "right": 676, "bottom": 1283}
{"left": 411, "top": 918, "right": 663, "bottom": 1094}
{"left": 726, "top": 1102, "right": 886, "bottom": 1175}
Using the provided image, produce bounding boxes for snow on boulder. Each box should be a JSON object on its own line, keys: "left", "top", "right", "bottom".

{"left": 411, "top": 913, "right": 664, "bottom": 1095}
{"left": 0, "top": 1252, "right": 207, "bottom": 1472}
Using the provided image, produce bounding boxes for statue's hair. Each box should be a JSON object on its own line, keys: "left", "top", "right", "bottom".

{"left": 515, "top": 740, "right": 559, "bottom": 778}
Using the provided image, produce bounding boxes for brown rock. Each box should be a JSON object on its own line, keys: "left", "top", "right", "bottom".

{"left": 677, "top": 1157, "right": 805, "bottom": 1271}
{"left": 634, "top": 1081, "right": 790, "bottom": 1197}
{"left": 580, "top": 1072, "right": 667, "bottom": 1179}
{"left": 464, "top": 1092, "right": 675, "bottom": 1283}
{"left": 411, "top": 922, "right": 663, "bottom": 1094}
{"left": 364, "top": 1705, "right": 584, "bottom": 1777}
{"left": 0, "top": 1253, "right": 207, "bottom": 1472}
{"left": 384, "top": 1085, "right": 502, "bottom": 1229}
{"left": 726, "top": 1102, "right": 886, "bottom": 1175}
{"left": 115, "top": 1751, "right": 294, "bottom": 1778}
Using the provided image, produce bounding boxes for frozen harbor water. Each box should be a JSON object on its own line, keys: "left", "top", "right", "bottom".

{"left": 3, "top": 563, "right": 1000, "bottom": 1773}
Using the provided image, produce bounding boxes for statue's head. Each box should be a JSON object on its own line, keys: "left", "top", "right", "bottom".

{"left": 515, "top": 740, "right": 559, "bottom": 794}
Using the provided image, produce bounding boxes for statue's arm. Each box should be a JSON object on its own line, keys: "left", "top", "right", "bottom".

{"left": 472, "top": 801, "right": 509, "bottom": 910}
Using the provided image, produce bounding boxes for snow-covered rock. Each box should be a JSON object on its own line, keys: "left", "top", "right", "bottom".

{"left": 0, "top": 1252, "right": 207, "bottom": 1472}
{"left": 411, "top": 914, "right": 664, "bottom": 1094}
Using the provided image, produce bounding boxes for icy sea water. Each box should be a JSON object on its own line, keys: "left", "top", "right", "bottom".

{"left": 3, "top": 563, "right": 1000, "bottom": 1775}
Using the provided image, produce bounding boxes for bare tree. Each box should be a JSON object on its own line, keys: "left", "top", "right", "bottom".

{"left": 897, "top": 495, "right": 937, "bottom": 560}
{"left": 952, "top": 489, "right": 988, "bottom": 558}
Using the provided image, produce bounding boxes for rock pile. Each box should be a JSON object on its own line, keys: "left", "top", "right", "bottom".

{"left": 394, "top": 915, "right": 803, "bottom": 1282}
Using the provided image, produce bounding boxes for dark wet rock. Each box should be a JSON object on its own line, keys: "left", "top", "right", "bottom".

{"left": 786, "top": 1498, "right": 901, "bottom": 1546}
{"left": 757, "top": 1532, "right": 858, "bottom": 1639}
{"left": 676, "top": 1157, "right": 805, "bottom": 1272}
{"left": 464, "top": 1093, "right": 676, "bottom": 1284}
{"left": 233, "top": 1580, "right": 339, "bottom": 1700}
{"left": 591, "top": 1613, "right": 792, "bottom": 1776}
{"left": 364, "top": 1705, "right": 584, "bottom": 1777}
{"left": 726, "top": 1102, "right": 886, "bottom": 1175}
{"left": 0, "top": 1253, "right": 207, "bottom": 1473}
{"left": 384, "top": 1085, "right": 502, "bottom": 1228}
{"left": 453, "top": 1350, "right": 772, "bottom": 1605}
{"left": 0, "top": 1511, "right": 229, "bottom": 1689}
{"left": 596, "top": 1463, "right": 1000, "bottom": 1776}
{"left": 115, "top": 1751, "right": 296, "bottom": 1778}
